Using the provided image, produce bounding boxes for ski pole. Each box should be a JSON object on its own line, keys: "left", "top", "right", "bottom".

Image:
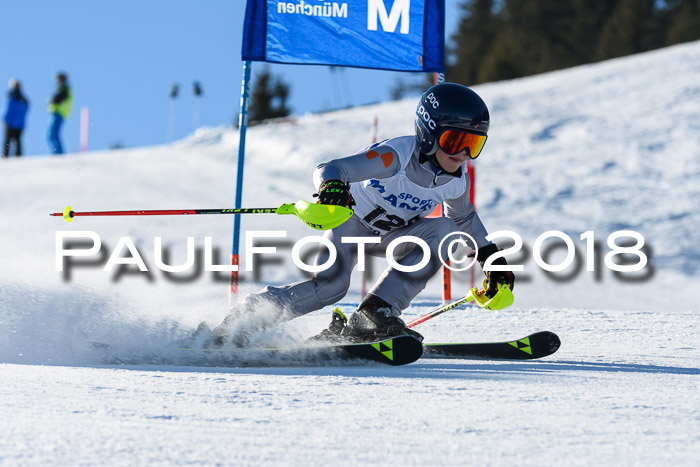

{"left": 406, "top": 295, "right": 474, "bottom": 328}
{"left": 406, "top": 281, "right": 514, "bottom": 328}
{"left": 50, "top": 200, "right": 353, "bottom": 231}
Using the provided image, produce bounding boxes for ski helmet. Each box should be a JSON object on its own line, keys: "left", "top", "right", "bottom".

{"left": 415, "top": 83, "right": 490, "bottom": 157}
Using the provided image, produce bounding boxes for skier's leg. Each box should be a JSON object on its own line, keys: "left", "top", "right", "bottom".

{"left": 371, "top": 216, "right": 457, "bottom": 309}
{"left": 344, "top": 216, "right": 458, "bottom": 339}
{"left": 2, "top": 126, "right": 10, "bottom": 157}
{"left": 14, "top": 130, "right": 22, "bottom": 157}
{"left": 47, "top": 114, "right": 64, "bottom": 154}
{"left": 209, "top": 216, "right": 369, "bottom": 343}
{"left": 245, "top": 215, "right": 372, "bottom": 317}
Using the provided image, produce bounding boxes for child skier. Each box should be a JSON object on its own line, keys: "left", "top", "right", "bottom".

{"left": 211, "top": 82, "right": 514, "bottom": 344}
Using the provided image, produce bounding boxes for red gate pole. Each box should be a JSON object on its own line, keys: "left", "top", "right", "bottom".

{"left": 467, "top": 160, "right": 476, "bottom": 289}
{"left": 431, "top": 72, "right": 452, "bottom": 303}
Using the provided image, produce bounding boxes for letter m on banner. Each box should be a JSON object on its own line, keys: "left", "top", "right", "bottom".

{"left": 242, "top": 0, "right": 445, "bottom": 72}
{"left": 368, "top": 0, "right": 410, "bottom": 34}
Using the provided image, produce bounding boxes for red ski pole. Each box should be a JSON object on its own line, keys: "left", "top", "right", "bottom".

{"left": 49, "top": 201, "right": 353, "bottom": 231}
{"left": 406, "top": 295, "right": 475, "bottom": 328}
{"left": 406, "top": 282, "right": 514, "bottom": 328}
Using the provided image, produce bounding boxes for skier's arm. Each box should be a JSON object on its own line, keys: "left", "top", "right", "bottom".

{"left": 444, "top": 190, "right": 515, "bottom": 296}
{"left": 442, "top": 190, "right": 490, "bottom": 248}
{"left": 51, "top": 88, "right": 68, "bottom": 105}
{"left": 313, "top": 143, "right": 401, "bottom": 190}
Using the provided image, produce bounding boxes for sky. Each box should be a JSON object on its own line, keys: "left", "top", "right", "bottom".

{"left": 1, "top": 1, "right": 462, "bottom": 156}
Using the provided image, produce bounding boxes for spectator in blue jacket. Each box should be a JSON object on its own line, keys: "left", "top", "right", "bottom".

{"left": 47, "top": 72, "right": 72, "bottom": 155}
{"left": 3, "top": 79, "right": 29, "bottom": 157}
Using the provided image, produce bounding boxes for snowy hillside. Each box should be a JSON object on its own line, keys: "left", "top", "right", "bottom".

{"left": 1, "top": 41, "right": 699, "bottom": 465}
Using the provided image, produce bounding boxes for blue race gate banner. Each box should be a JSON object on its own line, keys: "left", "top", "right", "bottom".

{"left": 242, "top": 0, "right": 445, "bottom": 72}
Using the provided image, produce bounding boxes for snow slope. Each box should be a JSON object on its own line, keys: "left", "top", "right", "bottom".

{"left": 1, "top": 41, "right": 699, "bottom": 465}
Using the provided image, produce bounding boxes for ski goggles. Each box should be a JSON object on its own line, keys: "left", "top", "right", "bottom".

{"left": 438, "top": 129, "right": 487, "bottom": 159}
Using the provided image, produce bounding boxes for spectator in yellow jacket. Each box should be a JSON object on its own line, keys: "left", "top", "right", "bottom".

{"left": 47, "top": 72, "right": 72, "bottom": 154}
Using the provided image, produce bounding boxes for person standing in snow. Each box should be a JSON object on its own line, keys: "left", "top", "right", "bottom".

{"left": 47, "top": 72, "right": 72, "bottom": 155}
{"left": 3, "top": 79, "right": 29, "bottom": 157}
{"left": 210, "top": 83, "right": 515, "bottom": 344}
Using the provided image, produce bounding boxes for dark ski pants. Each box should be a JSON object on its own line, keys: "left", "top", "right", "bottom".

{"left": 3, "top": 126, "right": 23, "bottom": 157}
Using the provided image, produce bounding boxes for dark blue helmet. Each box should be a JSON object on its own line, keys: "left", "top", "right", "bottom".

{"left": 415, "top": 83, "right": 490, "bottom": 155}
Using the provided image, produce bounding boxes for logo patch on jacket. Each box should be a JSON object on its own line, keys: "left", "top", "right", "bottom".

{"left": 368, "top": 180, "right": 437, "bottom": 211}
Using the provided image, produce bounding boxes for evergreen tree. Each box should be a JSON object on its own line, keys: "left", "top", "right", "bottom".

{"left": 595, "top": 0, "right": 661, "bottom": 60}
{"left": 447, "top": 0, "right": 499, "bottom": 85}
{"left": 424, "top": 0, "right": 695, "bottom": 91}
{"left": 272, "top": 79, "right": 291, "bottom": 118}
{"left": 665, "top": 0, "right": 700, "bottom": 44}
{"left": 249, "top": 68, "right": 292, "bottom": 124}
{"left": 568, "top": 0, "right": 621, "bottom": 63}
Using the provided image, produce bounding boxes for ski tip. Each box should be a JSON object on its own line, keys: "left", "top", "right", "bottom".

{"left": 525, "top": 331, "right": 561, "bottom": 358}
{"left": 545, "top": 331, "right": 562, "bottom": 354}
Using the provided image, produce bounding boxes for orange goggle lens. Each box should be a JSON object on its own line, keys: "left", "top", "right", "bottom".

{"left": 438, "top": 130, "right": 487, "bottom": 158}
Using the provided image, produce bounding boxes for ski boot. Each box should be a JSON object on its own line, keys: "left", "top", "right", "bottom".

{"left": 186, "top": 319, "right": 232, "bottom": 348}
{"left": 190, "top": 321, "right": 213, "bottom": 341}
{"left": 342, "top": 294, "right": 423, "bottom": 342}
{"left": 206, "top": 302, "right": 281, "bottom": 348}
{"left": 307, "top": 308, "right": 348, "bottom": 343}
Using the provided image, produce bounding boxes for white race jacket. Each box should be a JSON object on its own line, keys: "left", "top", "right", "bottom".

{"left": 313, "top": 135, "right": 491, "bottom": 247}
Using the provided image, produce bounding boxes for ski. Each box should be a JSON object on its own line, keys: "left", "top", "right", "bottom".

{"left": 422, "top": 331, "right": 560, "bottom": 360}
{"left": 181, "top": 334, "right": 424, "bottom": 367}
{"left": 318, "top": 334, "right": 423, "bottom": 366}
